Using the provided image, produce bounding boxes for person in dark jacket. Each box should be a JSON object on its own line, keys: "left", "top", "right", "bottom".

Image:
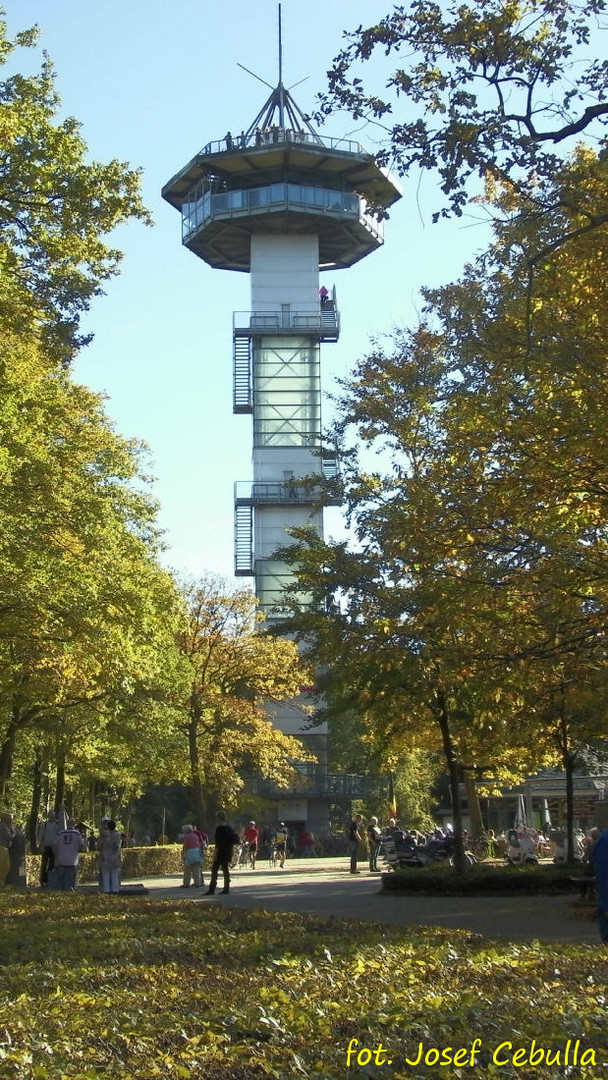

{"left": 349, "top": 814, "right": 363, "bottom": 874}
{"left": 206, "top": 811, "right": 238, "bottom": 895}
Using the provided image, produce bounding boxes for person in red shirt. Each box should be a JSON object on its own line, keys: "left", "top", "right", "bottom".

{"left": 243, "top": 821, "right": 259, "bottom": 869}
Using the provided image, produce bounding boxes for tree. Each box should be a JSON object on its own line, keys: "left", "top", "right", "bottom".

{"left": 0, "top": 18, "right": 150, "bottom": 364}
{"left": 0, "top": 18, "right": 183, "bottom": 830}
{"left": 174, "top": 579, "right": 315, "bottom": 828}
{"left": 0, "top": 324, "right": 185, "bottom": 813}
{"left": 319, "top": 0, "right": 608, "bottom": 218}
{"left": 322, "top": 705, "right": 440, "bottom": 830}
{"left": 279, "top": 150, "right": 608, "bottom": 866}
{"left": 524, "top": 623, "right": 608, "bottom": 859}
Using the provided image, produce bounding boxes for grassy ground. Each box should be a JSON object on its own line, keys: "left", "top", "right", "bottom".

{"left": 0, "top": 891, "right": 606, "bottom": 1079}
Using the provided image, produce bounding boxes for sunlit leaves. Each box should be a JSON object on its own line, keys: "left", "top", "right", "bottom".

{"left": 173, "top": 579, "right": 314, "bottom": 820}
{"left": 279, "top": 148, "right": 608, "bottom": 861}
{"left": 0, "top": 325, "right": 185, "bottom": 803}
{"left": 0, "top": 17, "right": 150, "bottom": 364}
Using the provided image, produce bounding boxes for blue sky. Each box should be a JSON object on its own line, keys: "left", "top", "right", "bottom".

{"left": 5, "top": 1, "right": 492, "bottom": 584}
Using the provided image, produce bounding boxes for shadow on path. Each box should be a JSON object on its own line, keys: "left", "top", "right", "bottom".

{"left": 135, "top": 859, "right": 598, "bottom": 944}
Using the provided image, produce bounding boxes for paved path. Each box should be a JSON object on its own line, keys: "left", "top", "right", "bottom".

{"left": 131, "top": 857, "right": 598, "bottom": 945}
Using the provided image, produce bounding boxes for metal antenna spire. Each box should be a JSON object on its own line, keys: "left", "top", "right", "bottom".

{"left": 236, "top": 3, "right": 320, "bottom": 142}
{"left": 278, "top": 4, "right": 285, "bottom": 128}
{"left": 278, "top": 3, "right": 283, "bottom": 85}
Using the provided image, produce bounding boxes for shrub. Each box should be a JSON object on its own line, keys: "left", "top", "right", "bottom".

{"left": 380, "top": 864, "right": 588, "bottom": 895}
{"left": 25, "top": 844, "right": 183, "bottom": 885}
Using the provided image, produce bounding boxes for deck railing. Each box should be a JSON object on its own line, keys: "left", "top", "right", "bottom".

{"left": 200, "top": 129, "right": 367, "bottom": 157}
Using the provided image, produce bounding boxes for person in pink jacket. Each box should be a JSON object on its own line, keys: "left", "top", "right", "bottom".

{"left": 181, "top": 825, "right": 204, "bottom": 888}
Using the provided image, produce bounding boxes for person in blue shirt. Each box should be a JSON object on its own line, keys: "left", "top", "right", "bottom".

{"left": 589, "top": 828, "right": 608, "bottom": 943}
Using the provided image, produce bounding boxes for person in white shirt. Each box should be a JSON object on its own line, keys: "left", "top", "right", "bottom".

{"left": 51, "top": 819, "right": 87, "bottom": 891}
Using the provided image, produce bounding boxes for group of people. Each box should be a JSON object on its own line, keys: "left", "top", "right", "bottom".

{"left": 348, "top": 814, "right": 383, "bottom": 874}
{"left": 221, "top": 127, "right": 314, "bottom": 152}
{"left": 37, "top": 808, "right": 122, "bottom": 893}
{"left": 349, "top": 814, "right": 440, "bottom": 874}
{"left": 182, "top": 818, "right": 293, "bottom": 890}
{"left": 0, "top": 807, "right": 124, "bottom": 893}
{"left": 232, "top": 821, "right": 292, "bottom": 869}
{"left": 198, "top": 813, "right": 289, "bottom": 894}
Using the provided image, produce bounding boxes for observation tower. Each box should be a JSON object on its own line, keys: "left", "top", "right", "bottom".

{"left": 162, "top": 19, "right": 400, "bottom": 824}
{"left": 162, "top": 42, "right": 400, "bottom": 614}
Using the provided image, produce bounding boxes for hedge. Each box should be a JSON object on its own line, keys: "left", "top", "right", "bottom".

{"left": 25, "top": 844, "right": 185, "bottom": 885}
{"left": 380, "top": 863, "right": 592, "bottom": 895}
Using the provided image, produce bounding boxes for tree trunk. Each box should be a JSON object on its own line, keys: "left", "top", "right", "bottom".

{"left": 188, "top": 715, "right": 206, "bottom": 830}
{"left": 41, "top": 766, "right": 51, "bottom": 819}
{"left": 0, "top": 732, "right": 16, "bottom": 801}
{"left": 54, "top": 744, "right": 66, "bottom": 810}
{"left": 0, "top": 706, "right": 24, "bottom": 798}
{"left": 556, "top": 684, "right": 577, "bottom": 863}
{"left": 435, "top": 693, "right": 467, "bottom": 873}
{"left": 27, "top": 748, "right": 44, "bottom": 852}
{"left": 564, "top": 750, "right": 576, "bottom": 863}
{"left": 0, "top": 701, "right": 44, "bottom": 798}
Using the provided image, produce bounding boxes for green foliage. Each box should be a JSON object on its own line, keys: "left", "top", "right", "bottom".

{"left": 174, "top": 578, "right": 314, "bottom": 827}
{"left": 0, "top": 324, "right": 187, "bottom": 809}
{"left": 0, "top": 17, "right": 151, "bottom": 364}
{"left": 392, "top": 751, "right": 441, "bottom": 830}
{"left": 279, "top": 148, "right": 608, "bottom": 867}
{"left": 0, "top": 23, "right": 184, "bottom": 815}
{"left": 0, "top": 893, "right": 605, "bottom": 1078}
{"left": 320, "top": 0, "right": 608, "bottom": 218}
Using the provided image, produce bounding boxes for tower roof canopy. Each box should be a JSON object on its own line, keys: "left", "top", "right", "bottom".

{"left": 162, "top": 126, "right": 401, "bottom": 215}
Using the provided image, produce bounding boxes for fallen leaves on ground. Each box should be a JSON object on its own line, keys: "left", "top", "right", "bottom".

{"left": 0, "top": 892, "right": 605, "bottom": 1078}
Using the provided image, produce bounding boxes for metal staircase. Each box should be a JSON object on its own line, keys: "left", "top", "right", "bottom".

{"left": 233, "top": 333, "right": 252, "bottom": 413}
{"left": 234, "top": 503, "right": 254, "bottom": 576}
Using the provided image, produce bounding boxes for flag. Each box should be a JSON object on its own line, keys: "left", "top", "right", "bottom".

{"left": 387, "top": 773, "right": 397, "bottom": 819}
